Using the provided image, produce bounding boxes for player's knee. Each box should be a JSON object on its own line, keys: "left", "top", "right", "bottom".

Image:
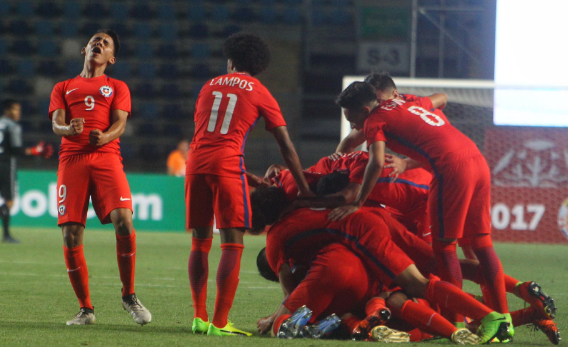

{"left": 386, "top": 291, "right": 409, "bottom": 316}
{"left": 61, "top": 223, "right": 84, "bottom": 247}
{"left": 113, "top": 219, "right": 134, "bottom": 236}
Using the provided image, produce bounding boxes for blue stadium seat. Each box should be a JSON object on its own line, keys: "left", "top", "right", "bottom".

{"left": 283, "top": 0, "right": 303, "bottom": 4}
{"left": 38, "top": 60, "right": 61, "bottom": 77}
{"left": 157, "top": 44, "right": 178, "bottom": 59}
{"left": 12, "top": 40, "right": 35, "bottom": 56}
{"left": 233, "top": 7, "right": 256, "bottom": 22}
{"left": 63, "top": 2, "right": 81, "bottom": 19}
{"left": 17, "top": 60, "right": 35, "bottom": 78}
{"left": 221, "top": 24, "right": 241, "bottom": 37}
{"left": 0, "top": 60, "right": 12, "bottom": 75}
{"left": 158, "top": 24, "right": 178, "bottom": 41}
{"left": 236, "top": 0, "right": 253, "bottom": 4}
{"left": 157, "top": 5, "right": 176, "bottom": 21}
{"left": 159, "top": 64, "right": 179, "bottom": 79}
{"left": 60, "top": 22, "right": 78, "bottom": 37}
{"left": 37, "top": 41, "right": 58, "bottom": 57}
{"left": 0, "top": 2, "right": 10, "bottom": 17}
{"left": 8, "top": 79, "right": 33, "bottom": 94}
{"left": 138, "top": 63, "right": 156, "bottom": 79}
{"left": 136, "top": 83, "right": 156, "bottom": 99}
{"left": 139, "top": 102, "right": 159, "bottom": 119}
{"left": 112, "top": 23, "right": 130, "bottom": 40}
{"left": 35, "top": 20, "right": 54, "bottom": 37}
{"left": 189, "top": 23, "right": 209, "bottom": 39}
{"left": 135, "top": 46, "right": 154, "bottom": 60}
{"left": 259, "top": 7, "right": 278, "bottom": 24}
{"left": 211, "top": 6, "right": 230, "bottom": 21}
{"left": 10, "top": 20, "right": 31, "bottom": 36}
{"left": 37, "top": 99, "right": 51, "bottom": 114}
{"left": 192, "top": 84, "right": 204, "bottom": 98}
{"left": 120, "top": 143, "right": 135, "bottom": 160}
{"left": 20, "top": 101, "right": 35, "bottom": 116}
{"left": 139, "top": 144, "right": 160, "bottom": 161}
{"left": 191, "top": 64, "right": 211, "bottom": 79}
{"left": 111, "top": 61, "right": 131, "bottom": 80}
{"left": 16, "top": 1, "right": 34, "bottom": 17}
{"left": 131, "top": 3, "right": 154, "bottom": 20}
{"left": 312, "top": 9, "right": 327, "bottom": 25}
{"left": 82, "top": 22, "right": 102, "bottom": 36}
{"left": 161, "top": 84, "right": 181, "bottom": 99}
{"left": 259, "top": 0, "right": 277, "bottom": 4}
{"left": 330, "top": 0, "right": 351, "bottom": 6}
{"left": 282, "top": 8, "right": 302, "bottom": 24}
{"left": 191, "top": 43, "right": 210, "bottom": 59}
{"left": 83, "top": 3, "right": 108, "bottom": 16}
{"left": 0, "top": 39, "right": 7, "bottom": 56}
{"left": 188, "top": 6, "right": 207, "bottom": 21}
{"left": 19, "top": 120, "right": 34, "bottom": 133}
{"left": 65, "top": 60, "right": 82, "bottom": 77}
{"left": 134, "top": 23, "right": 153, "bottom": 39}
{"left": 328, "top": 9, "right": 351, "bottom": 25}
{"left": 138, "top": 123, "right": 158, "bottom": 136}
{"left": 37, "top": 2, "right": 61, "bottom": 17}
{"left": 163, "top": 104, "right": 183, "bottom": 120}
{"left": 110, "top": 2, "right": 129, "bottom": 21}
{"left": 163, "top": 123, "right": 182, "bottom": 136}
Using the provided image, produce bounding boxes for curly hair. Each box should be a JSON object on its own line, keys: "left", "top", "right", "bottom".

{"left": 336, "top": 81, "right": 377, "bottom": 109}
{"left": 316, "top": 172, "right": 350, "bottom": 196}
{"left": 250, "top": 186, "right": 288, "bottom": 234}
{"left": 364, "top": 72, "right": 397, "bottom": 92}
{"left": 223, "top": 32, "right": 270, "bottom": 76}
{"left": 257, "top": 248, "right": 278, "bottom": 282}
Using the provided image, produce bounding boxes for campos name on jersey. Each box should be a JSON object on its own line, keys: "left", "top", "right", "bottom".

{"left": 209, "top": 76, "right": 254, "bottom": 91}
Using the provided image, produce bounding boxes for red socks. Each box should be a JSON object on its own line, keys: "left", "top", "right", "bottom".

{"left": 366, "top": 297, "right": 387, "bottom": 315}
{"left": 64, "top": 245, "right": 92, "bottom": 309}
{"left": 425, "top": 278, "right": 492, "bottom": 321}
{"left": 116, "top": 231, "right": 136, "bottom": 297}
{"left": 188, "top": 237, "right": 212, "bottom": 321}
{"left": 401, "top": 300, "right": 457, "bottom": 338}
{"left": 212, "top": 243, "right": 244, "bottom": 328}
{"left": 510, "top": 307, "right": 538, "bottom": 326}
{"left": 273, "top": 314, "right": 291, "bottom": 336}
{"left": 504, "top": 275, "right": 521, "bottom": 293}
{"left": 432, "top": 241, "right": 462, "bottom": 288}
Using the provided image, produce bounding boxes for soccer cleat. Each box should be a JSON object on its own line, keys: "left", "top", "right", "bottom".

{"left": 192, "top": 318, "right": 210, "bottom": 334}
{"left": 369, "top": 325, "right": 411, "bottom": 343}
{"left": 301, "top": 314, "right": 341, "bottom": 339}
{"left": 517, "top": 282, "right": 557, "bottom": 319}
{"left": 2, "top": 236, "right": 19, "bottom": 244}
{"left": 122, "top": 294, "right": 152, "bottom": 325}
{"left": 277, "top": 305, "right": 313, "bottom": 339}
{"left": 66, "top": 308, "right": 96, "bottom": 325}
{"left": 207, "top": 321, "right": 252, "bottom": 337}
{"left": 476, "top": 312, "right": 511, "bottom": 344}
{"left": 351, "top": 307, "right": 391, "bottom": 341}
{"left": 532, "top": 318, "right": 561, "bottom": 345}
{"left": 451, "top": 328, "right": 482, "bottom": 345}
{"left": 503, "top": 313, "right": 515, "bottom": 340}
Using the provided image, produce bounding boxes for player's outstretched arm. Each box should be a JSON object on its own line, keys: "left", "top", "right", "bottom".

{"left": 52, "top": 109, "right": 84, "bottom": 136}
{"left": 328, "top": 141, "right": 385, "bottom": 221}
{"left": 246, "top": 172, "right": 269, "bottom": 188}
{"left": 332, "top": 128, "right": 365, "bottom": 159}
{"left": 428, "top": 93, "right": 448, "bottom": 110}
{"left": 293, "top": 182, "right": 361, "bottom": 209}
{"left": 89, "top": 109, "right": 128, "bottom": 146}
{"left": 271, "top": 126, "right": 313, "bottom": 197}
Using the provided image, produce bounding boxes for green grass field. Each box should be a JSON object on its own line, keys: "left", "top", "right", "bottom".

{"left": 1, "top": 228, "right": 566, "bottom": 346}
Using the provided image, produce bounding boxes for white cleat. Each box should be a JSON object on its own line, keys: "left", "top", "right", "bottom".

{"left": 66, "top": 308, "right": 96, "bottom": 325}
{"left": 451, "top": 328, "right": 482, "bottom": 345}
{"left": 122, "top": 295, "right": 152, "bottom": 325}
{"left": 370, "top": 325, "right": 411, "bottom": 343}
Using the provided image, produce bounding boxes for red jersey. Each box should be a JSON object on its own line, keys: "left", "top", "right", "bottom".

{"left": 49, "top": 75, "right": 131, "bottom": 159}
{"left": 187, "top": 73, "right": 287, "bottom": 177}
{"left": 364, "top": 96, "right": 480, "bottom": 171}
{"left": 271, "top": 169, "right": 323, "bottom": 201}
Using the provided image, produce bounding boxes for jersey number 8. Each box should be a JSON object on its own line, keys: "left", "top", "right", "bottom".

{"left": 408, "top": 106, "right": 445, "bottom": 127}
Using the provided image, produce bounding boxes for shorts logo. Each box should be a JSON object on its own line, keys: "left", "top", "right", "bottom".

{"left": 58, "top": 204, "right": 66, "bottom": 216}
{"left": 558, "top": 197, "right": 568, "bottom": 240}
{"left": 99, "top": 86, "right": 113, "bottom": 97}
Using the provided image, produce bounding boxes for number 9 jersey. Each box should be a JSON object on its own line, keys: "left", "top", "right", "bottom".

{"left": 48, "top": 75, "right": 131, "bottom": 159}
{"left": 186, "top": 72, "right": 287, "bottom": 177}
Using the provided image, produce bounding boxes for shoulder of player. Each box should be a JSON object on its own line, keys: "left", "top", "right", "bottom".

{"left": 106, "top": 76, "right": 129, "bottom": 89}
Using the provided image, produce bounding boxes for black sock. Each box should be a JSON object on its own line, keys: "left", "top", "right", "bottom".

{"left": 0, "top": 204, "right": 10, "bottom": 238}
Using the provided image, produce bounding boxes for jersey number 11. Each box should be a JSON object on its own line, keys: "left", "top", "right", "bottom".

{"left": 207, "top": 91, "right": 237, "bottom": 134}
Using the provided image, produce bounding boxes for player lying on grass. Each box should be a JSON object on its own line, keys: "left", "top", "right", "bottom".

{"left": 185, "top": 32, "right": 313, "bottom": 337}
{"left": 334, "top": 76, "right": 512, "bottom": 334}
{"left": 249, "top": 186, "right": 513, "bottom": 343}
{"left": 49, "top": 29, "right": 151, "bottom": 326}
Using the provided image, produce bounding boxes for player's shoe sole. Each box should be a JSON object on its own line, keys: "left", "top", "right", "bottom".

{"left": 192, "top": 318, "right": 210, "bottom": 334}
{"left": 533, "top": 318, "right": 561, "bottom": 345}
{"left": 519, "top": 282, "right": 557, "bottom": 319}
{"left": 476, "top": 312, "right": 511, "bottom": 344}
{"left": 351, "top": 308, "right": 391, "bottom": 341}
{"left": 451, "top": 328, "right": 482, "bottom": 345}
{"left": 301, "top": 314, "right": 341, "bottom": 339}
{"left": 66, "top": 308, "right": 96, "bottom": 325}
{"left": 122, "top": 294, "right": 152, "bottom": 326}
{"left": 369, "top": 325, "right": 410, "bottom": 343}
{"left": 207, "top": 321, "right": 252, "bottom": 336}
{"left": 277, "top": 305, "right": 313, "bottom": 339}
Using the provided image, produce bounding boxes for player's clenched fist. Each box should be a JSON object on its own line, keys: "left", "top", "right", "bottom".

{"left": 89, "top": 129, "right": 108, "bottom": 146}
{"left": 69, "top": 118, "right": 85, "bottom": 135}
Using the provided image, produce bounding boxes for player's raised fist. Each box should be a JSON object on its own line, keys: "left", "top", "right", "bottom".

{"left": 69, "top": 118, "right": 85, "bottom": 135}
{"left": 89, "top": 129, "right": 107, "bottom": 146}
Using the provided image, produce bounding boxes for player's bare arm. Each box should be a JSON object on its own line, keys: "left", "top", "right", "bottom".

{"left": 52, "top": 109, "right": 84, "bottom": 136}
{"left": 428, "top": 93, "right": 448, "bottom": 110}
{"left": 331, "top": 128, "right": 365, "bottom": 159}
{"left": 385, "top": 154, "right": 425, "bottom": 181}
{"left": 271, "top": 126, "right": 314, "bottom": 197}
{"left": 329, "top": 141, "right": 385, "bottom": 221}
{"left": 89, "top": 109, "right": 128, "bottom": 146}
{"left": 246, "top": 172, "right": 269, "bottom": 188}
{"left": 293, "top": 182, "right": 360, "bottom": 209}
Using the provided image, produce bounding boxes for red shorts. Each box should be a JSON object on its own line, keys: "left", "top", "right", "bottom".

{"left": 429, "top": 155, "right": 492, "bottom": 240}
{"left": 56, "top": 152, "right": 132, "bottom": 226}
{"left": 185, "top": 174, "right": 251, "bottom": 229}
{"left": 386, "top": 201, "right": 432, "bottom": 244}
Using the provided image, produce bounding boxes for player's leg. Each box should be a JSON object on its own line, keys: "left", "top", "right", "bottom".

{"left": 0, "top": 164, "right": 18, "bottom": 243}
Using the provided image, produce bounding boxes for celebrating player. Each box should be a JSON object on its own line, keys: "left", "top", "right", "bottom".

{"left": 186, "top": 32, "right": 312, "bottom": 337}
{"left": 0, "top": 99, "right": 53, "bottom": 243}
{"left": 49, "top": 30, "right": 151, "bottom": 326}
{"left": 334, "top": 75, "right": 512, "bottom": 337}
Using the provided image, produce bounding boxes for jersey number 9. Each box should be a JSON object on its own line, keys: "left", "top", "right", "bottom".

{"left": 85, "top": 96, "right": 95, "bottom": 111}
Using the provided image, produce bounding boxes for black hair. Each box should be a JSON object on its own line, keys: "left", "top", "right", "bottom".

{"left": 257, "top": 248, "right": 278, "bottom": 282}
{"left": 223, "top": 32, "right": 270, "bottom": 76}
{"left": 250, "top": 186, "right": 288, "bottom": 234}
{"left": 316, "top": 172, "right": 350, "bottom": 196}
{"left": 3, "top": 99, "right": 19, "bottom": 112}
{"left": 335, "top": 82, "right": 377, "bottom": 109}
{"left": 364, "top": 72, "right": 397, "bottom": 92}
{"left": 94, "top": 29, "right": 120, "bottom": 56}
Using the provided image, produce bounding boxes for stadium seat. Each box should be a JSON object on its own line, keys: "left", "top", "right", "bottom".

{"left": 63, "top": 2, "right": 81, "bottom": 19}
{"left": 35, "top": 20, "right": 55, "bottom": 37}
{"left": 0, "top": 2, "right": 10, "bottom": 17}
{"left": 110, "top": 61, "right": 131, "bottom": 80}
{"left": 138, "top": 123, "right": 158, "bottom": 136}
{"left": 60, "top": 22, "right": 79, "bottom": 37}
{"left": 37, "top": 41, "right": 58, "bottom": 57}
{"left": 191, "top": 64, "right": 211, "bottom": 79}
{"left": 136, "top": 83, "right": 156, "bottom": 99}
{"left": 282, "top": 8, "right": 302, "bottom": 24}
{"left": 10, "top": 20, "right": 31, "bottom": 36}
{"left": 233, "top": 7, "right": 256, "bottom": 22}
{"left": 8, "top": 79, "right": 33, "bottom": 94}
{"left": 191, "top": 43, "right": 210, "bottom": 59}
{"left": 328, "top": 9, "right": 351, "bottom": 25}
{"left": 0, "top": 60, "right": 12, "bottom": 76}
{"left": 139, "top": 144, "right": 161, "bottom": 161}
{"left": 259, "top": 0, "right": 277, "bottom": 5}
{"left": 163, "top": 104, "right": 183, "bottom": 120}
{"left": 17, "top": 60, "right": 35, "bottom": 78}
{"left": 37, "top": 1, "right": 61, "bottom": 18}
{"left": 283, "top": 0, "right": 303, "bottom": 5}
{"left": 110, "top": 2, "right": 129, "bottom": 21}
{"left": 38, "top": 60, "right": 61, "bottom": 77}
{"left": 82, "top": 22, "right": 102, "bottom": 36}
{"left": 189, "top": 23, "right": 209, "bottom": 39}
{"left": 37, "top": 99, "right": 51, "bottom": 115}
{"left": 157, "top": 44, "right": 178, "bottom": 59}
{"left": 16, "top": 1, "right": 34, "bottom": 17}
{"left": 192, "top": 84, "right": 204, "bottom": 98}
{"left": 139, "top": 102, "right": 159, "bottom": 119}
{"left": 236, "top": 0, "right": 254, "bottom": 5}
{"left": 312, "top": 9, "right": 327, "bottom": 25}
{"left": 135, "top": 45, "right": 154, "bottom": 60}
{"left": 112, "top": 23, "right": 130, "bottom": 40}
{"left": 259, "top": 7, "right": 278, "bottom": 24}
{"left": 221, "top": 24, "right": 241, "bottom": 37}
{"left": 159, "top": 64, "right": 179, "bottom": 79}
{"left": 157, "top": 5, "right": 176, "bottom": 21}
{"left": 120, "top": 143, "right": 135, "bottom": 160}
{"left": 0, "top": 39, "right": 7, "bottom": 56}
{"left": 138, "top": 63, "right": 156, "bottom": 79}
{"left": 64, "top": 60, "right": 82, "bottom": 76}
{"left": 161, "top": 84, "right": 181, "bottom": 99}
{"left": 134, "top": 23, "right": 153, "bottom": 39}
{"left": 12, "top": 40, "right": 35, "bottom": 56}
{"left": 83, "top": 3, "right": 108, "bottom": 16}
{"left": 211, "top": 6, "right": 230, "bottom": 21}
{"left": 163, "top": 123, "right": 182, "bottom": 136}
{"left": 19, "top": 120, "right": 34, "bottom": 133}
{"left": 188, "top": 6, "right": 207, "bottom": 21}
{"left": 131, "top": 3, "right": 154, "bottom": 20}
{"left": 158, "top": 24, "right": 178, "bottom": 41}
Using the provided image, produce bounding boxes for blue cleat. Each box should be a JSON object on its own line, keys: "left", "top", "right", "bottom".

{"left": 301, "top": 314, "right": 342, "bottom": 339}
{"left": 277, "top": 306, "right": 313, "bottom": 339}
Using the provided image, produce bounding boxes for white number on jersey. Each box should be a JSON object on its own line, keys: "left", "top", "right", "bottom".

{"left": 207, "top": 92, "right": 238, "bottom": 134}
{"left": 408, "top": 106, "right": 445, "bottom": 127}
{"left": 58, "top": 184, "right": 67, "bottom": 203}
{"left": 85, "top": 96, "right": 95, "bottom": 111}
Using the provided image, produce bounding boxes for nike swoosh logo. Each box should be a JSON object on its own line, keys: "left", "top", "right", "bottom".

{"left": 422, "top": 232, "right": 431, "bottom": 237}
{"left": 120, "top": 197, "right": 131, "bottom": 201}
{"left": 66, "top": 88, "right": 79, "bottom": 95}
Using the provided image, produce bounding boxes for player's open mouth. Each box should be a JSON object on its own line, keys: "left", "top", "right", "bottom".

{"left": 92, "top": 47, "right": 102, "bottom": 55}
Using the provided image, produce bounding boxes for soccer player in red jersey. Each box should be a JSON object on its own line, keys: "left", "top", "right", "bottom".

{"left": 49, "top": 30, "right": 151, "bottom": 326}
{"left": 334, "top": 75, "right": 512, "bottom": 336}
{"left": 186, "top": 33, "right": 312, "bottom": 336}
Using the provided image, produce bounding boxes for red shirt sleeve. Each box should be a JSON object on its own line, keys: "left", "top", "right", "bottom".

{"left": 416, "top": 96, "right": 434, "bottom": 110}
{"left": 48, "top": 82, "right": 66, "bottom": 119}
{"left": 266, "top": 231, "right": 287, "bottom": 274}
{"left": 257, "top": 86, "right": 287, "bottom": 130}
{"left": 111, "top": 80, "right": 131, "bottom": 116}
{"left": 348, "top": 160, "right": 366, "bottom": 184}
{"left": 364, "top": 115, "right": 387, "bottom": 145}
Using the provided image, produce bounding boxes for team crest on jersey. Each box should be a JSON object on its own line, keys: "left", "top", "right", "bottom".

{"left": 99, "top": 86, "right": 113, "bottom": 97}
{"left": 58, "top": 204, "right": 66, "bottom": 216}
